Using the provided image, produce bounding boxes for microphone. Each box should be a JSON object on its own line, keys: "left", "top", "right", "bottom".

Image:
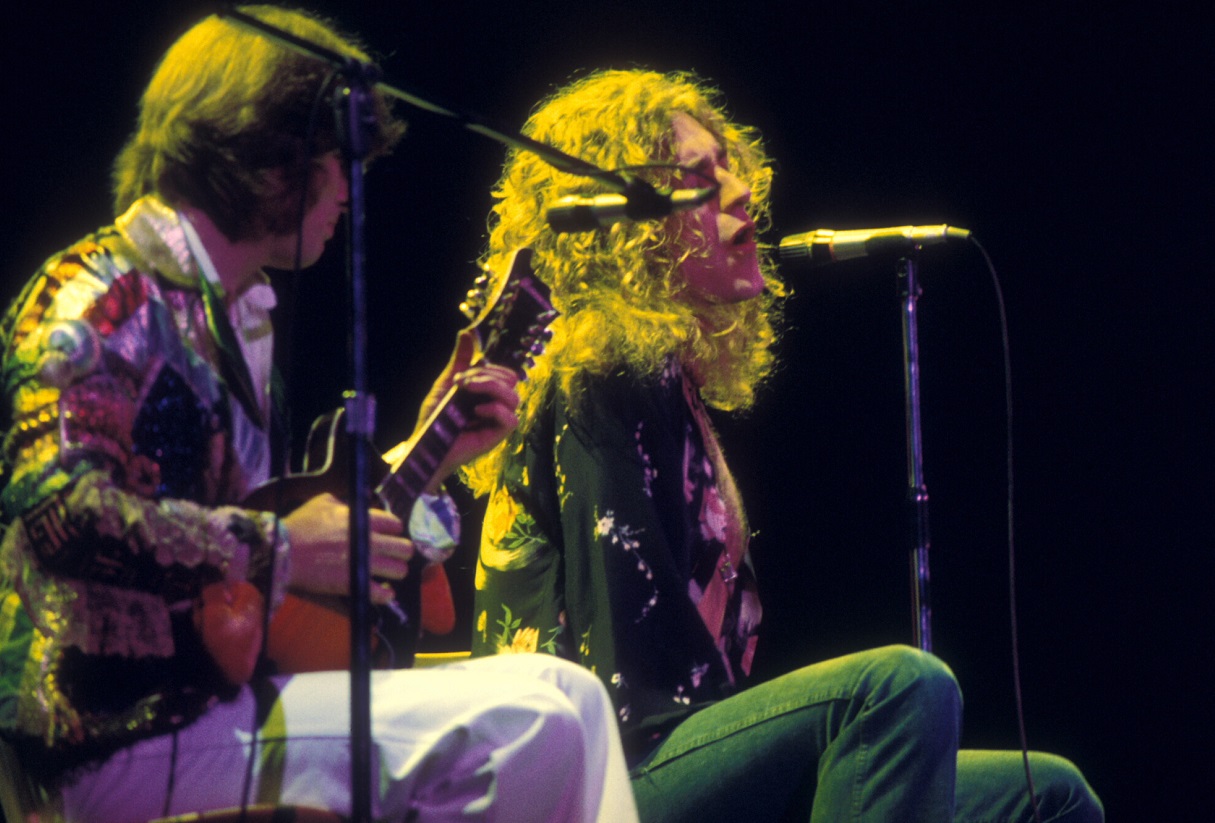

{"left": 546, "top": 186, "right": 718, "bottom": 233}
{"left": 779, "top": 225, "right": 971, "bottom": 267}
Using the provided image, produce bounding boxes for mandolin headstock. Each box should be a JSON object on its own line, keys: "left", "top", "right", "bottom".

{"left": 459, "top": 248, "right": 557, "bottom": 380}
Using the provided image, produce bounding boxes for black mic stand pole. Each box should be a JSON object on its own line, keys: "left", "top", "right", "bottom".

{"left": 899, "top": 252, "right": 933, "bottom": 653}
{"left": 334, "top": 64, "right": 378, "bottom": 823}
{"left": 212, "top": 11, "right": 381, "bottom": 822}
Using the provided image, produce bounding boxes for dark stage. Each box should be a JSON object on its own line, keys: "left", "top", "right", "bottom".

{"left": 3, "top": 2, "right": 1208, "bottom": 819}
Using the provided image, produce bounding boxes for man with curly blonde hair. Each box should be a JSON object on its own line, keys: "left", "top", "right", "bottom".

{"left": 467, "top": 68, "right": 1103, "bottom": 822}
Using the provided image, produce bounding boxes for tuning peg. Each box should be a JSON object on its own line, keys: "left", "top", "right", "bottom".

{"left": 468, "top": 275, "right": 489, "bottom": 299}
{"left": 464, "top": 273, "right": 490, "bottom": 299}
{"left": 460, "top": 286, "right": 490, "bottom": 320}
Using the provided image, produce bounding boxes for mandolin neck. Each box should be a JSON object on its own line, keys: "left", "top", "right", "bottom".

{"left": 375, "top": 382, "right": 475, "bottom": 518}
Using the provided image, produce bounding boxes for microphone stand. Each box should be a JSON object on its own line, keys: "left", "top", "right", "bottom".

{"left": 214, "top": 9, "right": 637, "bottom": 820}
{"left": 899, "top": 252, "right": 933, "bottom": 652}
{"left": 335, "top": 65, "right": 378, "bottom": 823}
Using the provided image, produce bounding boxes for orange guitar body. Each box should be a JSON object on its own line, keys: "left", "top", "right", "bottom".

{"left": 266, "top": 564, "right": 455, "bottom": 673}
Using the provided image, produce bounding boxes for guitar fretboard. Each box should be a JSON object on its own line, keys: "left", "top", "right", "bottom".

{"left": 375, "top": 387, "right": 471, "bottom": 518}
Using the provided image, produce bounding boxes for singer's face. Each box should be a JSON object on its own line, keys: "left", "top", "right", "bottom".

{"left": 669, "top": 112, "right": 763, "bottom": 305}
{"left": 264, "top": 152, "right": 349, "bottom": 270}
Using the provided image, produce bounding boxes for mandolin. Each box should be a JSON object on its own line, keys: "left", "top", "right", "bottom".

{"left": 244, "top": 248, "right": 554, "bottom": 671}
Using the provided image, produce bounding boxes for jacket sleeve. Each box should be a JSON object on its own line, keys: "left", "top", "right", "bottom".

{"left": 0, "top": 241, "right": 288, "bottom": 644}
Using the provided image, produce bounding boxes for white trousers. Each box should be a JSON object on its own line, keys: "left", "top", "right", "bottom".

{"left": 60, "top": 654, "right": 638, "bottom": 823}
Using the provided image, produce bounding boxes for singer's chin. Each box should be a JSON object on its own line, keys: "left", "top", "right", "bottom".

{"left": 732, "top": 277, "right": 763, "bottom": 298}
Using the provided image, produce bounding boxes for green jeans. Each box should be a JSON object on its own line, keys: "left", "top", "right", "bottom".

{"left": 629, "top": 646, "right": 1102, "bottom": 823}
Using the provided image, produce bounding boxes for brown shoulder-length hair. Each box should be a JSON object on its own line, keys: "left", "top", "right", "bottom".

{"left": 112, "top": 5, "right": 405, "bottom": 241}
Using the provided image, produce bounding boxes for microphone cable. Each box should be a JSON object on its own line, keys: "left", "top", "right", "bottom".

{"left": 969, "top": 234, "right": 1043, "bottom": 823}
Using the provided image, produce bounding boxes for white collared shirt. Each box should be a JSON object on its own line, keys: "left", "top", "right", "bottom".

{"left": 179, "top": 212, "right": 277, "bottom": 486}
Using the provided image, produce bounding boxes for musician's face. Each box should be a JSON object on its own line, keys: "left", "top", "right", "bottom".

{"left": 670, "top": 112, "right": 763, "bottom": 305}
{"left": 266, "top": 152, "right": 349, "bottom": 270}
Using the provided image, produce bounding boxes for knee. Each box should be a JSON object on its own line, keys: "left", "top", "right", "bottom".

{"left": 408, "top": 687, "right": 590, "bottom": 821}
{"left": 501, "top": 653, "right": 612, "bottom": 711}
{"left": 871, "top": 645, "right": 961, "bottom": 706}
{"left": 511, "top": 686, "right": 592, "bottom": 796}
{"left": 508, "top": 650, "right": 596, "bottom": 684}
{"left": 477, "top": 678, "right": 590, "bottom": 758}
{"left": 1026, "top": 752, "right": 1105, "bottom": 823}
{"left": 859, "top": 645, "right": 962, "bottom": 731}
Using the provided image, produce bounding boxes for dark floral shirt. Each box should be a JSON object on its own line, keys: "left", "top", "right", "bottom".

{"left": 472, "top": 359, "right": 762, "bottom": 761}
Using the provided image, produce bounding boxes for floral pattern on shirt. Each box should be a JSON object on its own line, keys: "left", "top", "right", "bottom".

{"left": 472, "top": 360, "right": 761, "bottom": 760}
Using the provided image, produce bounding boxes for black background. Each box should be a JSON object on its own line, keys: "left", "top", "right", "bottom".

{"left": 3, "top": 2, "right": 1209, "bottom": 819}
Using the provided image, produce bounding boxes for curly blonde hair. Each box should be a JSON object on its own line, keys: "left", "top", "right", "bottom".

{"left": 464, "top": 69, "right": 785, "bottom": 493}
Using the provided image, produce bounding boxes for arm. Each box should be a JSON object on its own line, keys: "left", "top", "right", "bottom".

{"left": 1, "top": 246, "right": 287, "bottom": 615}
{"left": 284, "top": 329, "right": 518, "bottom": 605}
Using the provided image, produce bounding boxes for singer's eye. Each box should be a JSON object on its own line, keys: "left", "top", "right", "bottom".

{"left": 677, "top": 162, "right": 716, "bottom": 188}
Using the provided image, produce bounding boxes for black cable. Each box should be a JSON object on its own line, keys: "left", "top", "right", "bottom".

{"left": 162, "top": 730, "right": 180, "bottom": 818}
{"left": 970, "top": 234, "right": 1043, "bottom": 823}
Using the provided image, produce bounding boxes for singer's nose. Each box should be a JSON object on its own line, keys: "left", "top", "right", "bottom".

{"left": 716, "top": 167, "right": 751, "bottom": 212}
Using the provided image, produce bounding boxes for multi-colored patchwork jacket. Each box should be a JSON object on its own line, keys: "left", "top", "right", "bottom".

{"left": 0, "top": 196, "right": 288, "bottom": 774}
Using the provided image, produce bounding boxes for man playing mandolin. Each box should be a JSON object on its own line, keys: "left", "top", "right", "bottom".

{"left": 0, "top": 6, "right": 637, "bottom": 822}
